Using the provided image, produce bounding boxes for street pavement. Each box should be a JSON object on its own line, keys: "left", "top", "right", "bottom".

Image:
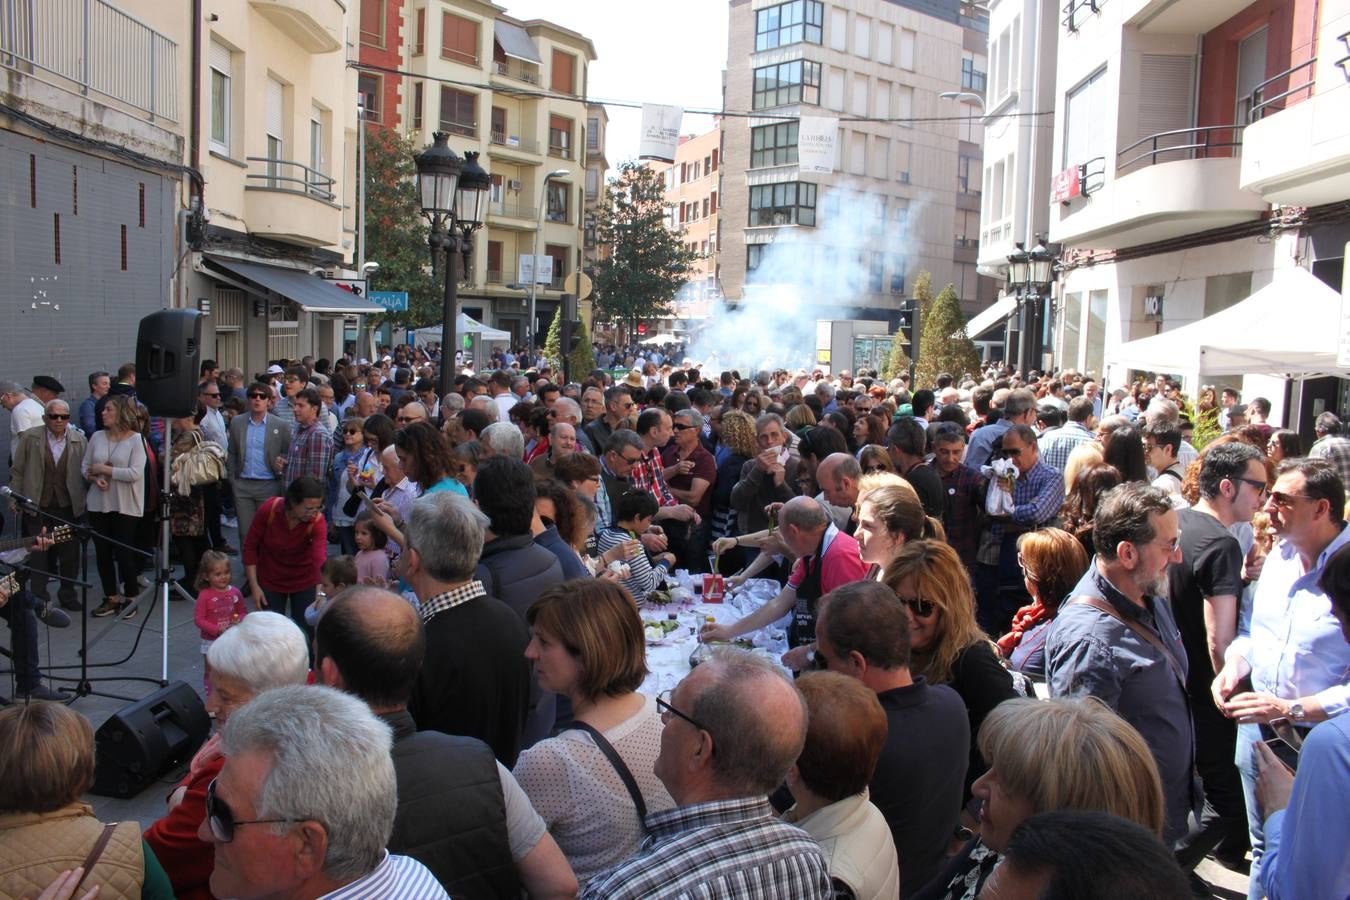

{"left": 3, "top": 523, "right": 1249, "bottom": 898}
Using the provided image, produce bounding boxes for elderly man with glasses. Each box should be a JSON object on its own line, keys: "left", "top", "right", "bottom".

{"left": 9, "top": 398, "right": 85, "bottom": 616}
{"left": 1045, "top": 482, "right": 1195, "bottom": 848}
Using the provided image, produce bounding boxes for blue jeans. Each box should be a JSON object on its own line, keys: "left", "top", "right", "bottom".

{"left": 1234, "top": 721, "right": 1265, "bottom": 900}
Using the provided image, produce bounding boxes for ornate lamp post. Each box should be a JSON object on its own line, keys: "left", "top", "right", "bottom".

{"left": 414, "top": 133, "right": 490, "bottom": 397}
{"left": 1006, "top": 238, "right": 1057, "bottom": 376}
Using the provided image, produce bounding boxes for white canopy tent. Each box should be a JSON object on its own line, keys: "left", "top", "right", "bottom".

{"left": 1109, "top": 267, "right": 1345, "bottom": 380}
{"left": 640, "top": 332, "right": 679, "bottom": 345}
{"left": 411, "top": 313, "right": 512, "bottom": 344}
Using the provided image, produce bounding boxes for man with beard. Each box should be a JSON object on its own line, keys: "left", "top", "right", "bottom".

{"left": 1045, "top": 483, "right": 1195, "bottom": 847}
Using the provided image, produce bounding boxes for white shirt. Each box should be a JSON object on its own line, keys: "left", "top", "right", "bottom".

{"left": 10, "top": 396, "right": 44, "bottom": 438}
{"left": 45, "top": 429, "right": 67, "bottom": 461}
{"left": 199, "top": 407, "right": 227, "bottom": 446}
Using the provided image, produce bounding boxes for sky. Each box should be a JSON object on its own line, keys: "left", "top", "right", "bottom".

{"left": 501, "top": 0, "right": 729, "bottom": 167}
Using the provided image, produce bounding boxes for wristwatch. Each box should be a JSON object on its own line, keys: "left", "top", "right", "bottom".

{"left": 1288, "top": 700, "right": 1306, "bottom": 722}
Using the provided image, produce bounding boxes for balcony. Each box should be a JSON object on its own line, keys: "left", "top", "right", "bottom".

{"left": 487, "top": 203, "right": 538, "bottom": 229}
{"left": 1123, "top": 0, "right": 1255, "bottom": 34}
{"left": 486, "top": 269, "right": 505, "bottom": 284}
{"left": 1239, "top": 57, "right": 1350, "bottom": 206}
{"left": 954, "top": 237, "right": 979, "bottom": 264}
{"left": 491, "top": 59, "right": 541, "bottom": 86}
{"left": 0, "top": 0, "right": 178, "bottom": 121}
{"left": 1050, "top": 126, "right": 1267, "bottom": 249}
{"left": 439, "top": 121, "right": 477, "bottom": 140}
{"left": 489, "top": 131, "right": 542, "bottom": 161}
{"left": 243, "top": 158, "right": 341, "bottom": 248}
{"left": 250, "top": 0, "right": 343, "bottom": 53}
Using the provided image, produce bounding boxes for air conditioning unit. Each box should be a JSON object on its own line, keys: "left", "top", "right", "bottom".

{"left": 507, "top": 179, "right": 523, "bottom": 191}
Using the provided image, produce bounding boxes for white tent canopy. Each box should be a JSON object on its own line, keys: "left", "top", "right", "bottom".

{"left": 640, "top": 332, "right": 679, "bottom": 345}
{"left": 412, "top": 314, "right": 511, "bottom": 343}
{"left": 1109, "top": 267, "right": 1345, "bottom": 379}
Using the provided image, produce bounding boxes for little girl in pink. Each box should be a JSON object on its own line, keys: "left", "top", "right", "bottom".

{"left": 195, "top": 550, "right": 247, "bottom": 693}
{"left": 353, "top": 514, "right": 390, "bottom": 584}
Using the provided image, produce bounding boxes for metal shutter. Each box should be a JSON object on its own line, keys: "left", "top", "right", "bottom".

{"left": 1124, "top": 54, "right": 1197, "bottom": 169}
{"left": 266, "top": 79, "right": 283, "bottom": 139}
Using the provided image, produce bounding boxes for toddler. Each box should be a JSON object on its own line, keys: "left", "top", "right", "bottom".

{"left": 353, "top": 514, "right": 391, "bottom": 584}
{"left": 194, "top": 550, "right": 247, "bottom": 693}
{"left": 305, "top": 555, "right": 358, "bottom": 627}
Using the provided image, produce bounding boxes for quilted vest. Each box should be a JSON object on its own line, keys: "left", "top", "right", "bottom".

{"left": 0, "top": 803, "right": 145, "bottom": 900}
{"left": 787, "top": 791, "right": 901, "bottom": 900}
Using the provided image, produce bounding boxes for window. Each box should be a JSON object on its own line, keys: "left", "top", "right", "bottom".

{"left": 747, "top": 244, "right": 766, "bottom": 273}
{"left": 894, "top": 85, "right": 913, "bottom": 123}
{"left": 704, "top": 154, "right": 712, "bottom": 174}
{"left": 439, "top": 87, "right": 476, "bottom": 137}
{"left": 712, "top": 149, "right": 718, "bottom": 171}
{"left": 876, "top": 23, "right": 893, "bottom": 64}
{"left": 872, "top": 137, "right": 890, "bottom": 180}
{"left": 546, "top": 181, "right": 570, "bottom": 223}
{"left": 487, "top": 241, "right": 503, "bottom": 281}
{"left": 898, "top": 28, "right": 915, "bottom": 70}
{"left": 412, "top": 82, "right": 424, "bottom": 129}
{"left": 692, "top": 162, "right": 700, "bottom": 180}
{"left": 752, "top": 59, "right": 821, "bottom": 109}
{"left": 896, "top": 141, "right": 912, "bottom": 183}
{"left": 853, "top": 15, "right": 870, "bottom": 58}
{"left": 850, "top": 73, "right": 868, "bottom": 116}
{"left": 749, "top": 181, "right": 817, "bottom": 226}
{"left": 265, "top": 77, "right": 284, "bottom": 184}
{"left": 208, "top": 40, "right": 232, "bottom": 153}
{"left": 703, "top": 197, "right": 710, "bottom": 218}
{"left": 548, "top": 115, "right": 573, "bottom": 158}
{"left": 755, "top": 0, "right": 823, "bottom": 51}
{"left": 958, "top": 154, "right": 978, "bottom": 193}
{"left": 309, "top": 104, "right": 325, "bottom": 189}
{"left": 892, "top": 199, "right": 909, "bottom": 233}
{"left": 545, "top": 243, "right": 568, "bottom": 285}
{"left": 825, "top": 67, "right": 845, "bottom": 111}
{"left": 585, "top": 167, "right": 599, "bottom": 200}
{"left": 441, "top": 13, "right": 479, "bottom": 65}
{"left": 551, "top": 49, "right": 576, "bottom": 94}
{"left": 710, "top": 191, "right": 717, "bottom": 213}
{"left": 890, "top": 256, "right": 906, "bottom": 294}
{"left": 849, "top": 131, "right": 866, "bottom": 175}
{"left": 358, "top": 72, "right": 381, "bottom": 124}
{"left": 751, "top": 122, "right": 798, "bottom": 167}
{"left": 491, "top": 106, "right": 506, "bottom": 143}
{"left": 413, "top": 8, "right": 425, "bottom": 56}
{"left": 868, "top": 252, "right": 884, "bottom": 292}
{"left": 828, "top": 7, "right": 847, "bottom": 51}
{"left": 1063, "top": 67, "right": 1107, "bottom": 167}
{"left": 587, "top": 116, "right": 600, "bottom": 152}
{"left": 874, "top": 80, "right": 890, "bottom": 118}
{"left": 360, "top": 0, "right": 385, "bottom": 47}
{"left": 962, "top": 56, "right": 987, "bottom": 92}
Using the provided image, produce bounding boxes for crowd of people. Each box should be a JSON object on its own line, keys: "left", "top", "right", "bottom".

{"left": 1, "top": 350, "right": 1348, "bottom": 899}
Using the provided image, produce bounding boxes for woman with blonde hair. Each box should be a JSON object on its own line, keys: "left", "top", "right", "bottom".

{"left": 916, "top": 696, "right": 1164, "bottom": 899}
{"left": 84, "top": 393, "right": 149, "bottom": 618}
{"left": 0, "top": 701, "right": 175, "bottom": 898}
{"left": 1061, "top": 440, "right": 1103, "bottom": 495}
{"left": 884, "top": 540, "right": 1019, "bottom": 796}
{"left": 997, "top": 528, "right": 1090, "bottom": 679}
{"left": 785, "top": 402, "right": 818, "bottom": 434}
{"left": 855, "top": 483, "right": 945, "bottom": 580}
{"left": 712, "top": 409, "right": 758, "bottom": 546}
{"left": 514, "top": 579, "right": 674, "bottom": 885}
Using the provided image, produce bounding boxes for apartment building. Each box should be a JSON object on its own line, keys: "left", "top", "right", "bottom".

{"left": 582, "top": 102, "right": 610, "bottom": 278}
{"left": 720, "top": 0, "right": 996, "bottom": 324}
{"left": 1046, "top": 0, "right": 1350, "bottom": 432}
{"left": 398, "top": 1, "right": 596, "bottom": 345}
{"left": 965, "top": 0, "right": 1058, "bottom": 362}
{"left": 648, "top": 126, "right": 723, "bottom": 339}
{"left": 0, "top": 0, "right": 189, "bottom": 438}
{"left": 188, "top": 0, "right": 381, "bottom": 374}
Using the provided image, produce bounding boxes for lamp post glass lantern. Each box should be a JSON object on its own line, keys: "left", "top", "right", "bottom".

{"left": 1006, "top": 239, "right": 1057, "bottom": 375}
{"left": 415, "top": 132, "right": 486, "bottom": 396}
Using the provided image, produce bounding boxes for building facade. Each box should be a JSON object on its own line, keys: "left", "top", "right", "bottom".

{"left": 397, "top": 0, "right": 596, "bottom": 346}
{"left": 648, "top": 126, "right": 723, "bottom": 340}
{"left": 1044, "top": 0, "right": 1349, "bottom": 433}
{"left": 719, "top": 0, "right": 996, "bottom": 325}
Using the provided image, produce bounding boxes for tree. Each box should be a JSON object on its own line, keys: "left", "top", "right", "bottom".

{"left": 568, "top": 308, "right": 597, "bottom": 376}
{"left": 915, "top": 282, "right": 982, "bottom": 388}
{"left": 363, "top": 128, "right": 441, "bottom": 329}
{"left": 593, "top": 162, "right": 700, "bottom": 337}
{"left": 912, "top": 269, "right": 935, "bottom": 319}
{"left": 543, "top": 305, "right": 564, "bottom": 369}
{"left": 882, "top": 330, "right": 911, "bottom": 381}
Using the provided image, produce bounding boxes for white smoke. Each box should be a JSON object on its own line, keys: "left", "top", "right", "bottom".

{"left": 687, "top": 183, "right": 918, "bottom": 373}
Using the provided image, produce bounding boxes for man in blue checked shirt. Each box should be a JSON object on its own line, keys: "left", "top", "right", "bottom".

{"left": 582, "top": 651, "right": 831, "bottom": 900}
{"left": 974, "top": 424, "right": 1065, "bottom": 636}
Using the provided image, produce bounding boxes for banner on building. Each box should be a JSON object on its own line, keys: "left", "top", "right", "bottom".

{"left": 798, "top": 116, "right": 838, "bottom": 174}
{"left": 518, "top": 254, "right": 554, "bottom": 286}
{"left": 638, "top": 104, "right": 683, "bottom": 163}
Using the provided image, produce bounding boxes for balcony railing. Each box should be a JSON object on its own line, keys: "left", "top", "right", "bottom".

{"left": 1062, "top": 0, "right": 1101, "bottom": 33}
{"left": 1, "top": 0, "right": 178, "bottom": 120}
{"left": 549, "top": 272, "right": 566, "bottom": 290}
{"left": 489, "top": 131, "right": 540, "bottom": 154}
{"left": 1116, "top": 124, "right": 1244, "bottom": 172}
{"left": 493, "top": 59, "right": 540, "bottom": 85}
{"left": 245, "top": 157, "right": 335, "bottom": 202}
{"left": 1245, "top": 57, "right": 1317, "bottom": 123}
{"left": 488, "top": 202, "right": 538, "bottom": 220}
{"left": 439, "top": 121, "right": 476, "bottom": 139}
{"left": 486, "top": 269, "right": 504, "bottom": 284}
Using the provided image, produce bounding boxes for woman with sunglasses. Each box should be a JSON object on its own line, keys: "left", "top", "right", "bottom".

{"left": 997, "top": 528, "right": 1090, "bottom": 680}
{"left": 145, "top": 611, "right": 309, "bottom": 900}
{"left": 329, "top": 415, "right": 368, "bottom": 555}
{"left": 884, "top": 540, "right": 1021, "bottom": 798}
{"left": 513, "top": 580, "right": 674, "bottom": 886}
{"left": 857, "top": 444, "right": 895, "bottom": 477}
{"left": 0, "top": 701, "right": 176, "bottom": 898}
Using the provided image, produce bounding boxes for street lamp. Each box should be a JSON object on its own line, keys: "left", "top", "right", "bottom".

{"left": 528, "top": 168, "right": 571, "bottom": 355}
{"left": 414, "top": 133, "right": 489, "bottom": 397}
{"left": 938, "top": 90, "right": 986, "bottom": 113}
{"left": 1005, "top": 238, "right": 1058, "bottom": 376}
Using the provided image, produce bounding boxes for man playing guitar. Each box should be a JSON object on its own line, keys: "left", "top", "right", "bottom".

{"left": 1, "top": 526, "right": 70, "bottom": 704}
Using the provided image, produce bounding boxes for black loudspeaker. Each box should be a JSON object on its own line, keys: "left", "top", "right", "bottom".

{"left": 91, "top": 680, "right": 211, "bottom": 798}
{"left": 135, "top": 309, "right": 203, "bottom": 418}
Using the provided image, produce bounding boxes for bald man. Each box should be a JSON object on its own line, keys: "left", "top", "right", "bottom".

{"left": 315, "top": 587, "right": 577, "bottom": 898}
{"left": 814, "top": 452, "right": 862, "bottom": 531}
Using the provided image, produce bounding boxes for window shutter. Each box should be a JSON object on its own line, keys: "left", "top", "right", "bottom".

{"left": 208, "top": 39, "right": 230, "bottom": 74}
{"left": 266, "top": 79, "right": 284, "bottom": 139}
{"left": 1126, "top": 55, "right": 1196, "bottom": 166}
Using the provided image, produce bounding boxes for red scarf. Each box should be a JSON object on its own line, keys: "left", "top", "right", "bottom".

{"left": 997, "top": 599, "right": 1052, "bottom": 658}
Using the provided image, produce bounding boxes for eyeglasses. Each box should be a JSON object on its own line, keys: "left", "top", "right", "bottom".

{"left": 206, "top": 778, "right": 313, "bottom": 843}
{"left": 672, "top": 423, "right": 694, "bottom": 431}
{"left": 1004, "top": 447, "right": 1025, "bottom": 457}
{"left": 620, "top": 453, "right": 644, "bottom": 465}
{"left": 343, "top": 427, "right": 362, "bottom": 435}
{"left": 395, "top": 415, "right": 423, "bottom": 424}
{"left": 44, "top": 413, "right": 70, "bottom": 420}
{"left": 202, "top": 392, "right": 221, "bottom": 398}
{"left": 863, "top": 464, "right": 888, "bottom": 474}
{"left": 897, "top": 595, "right": 936, "bottom": 618}
{"left": 1140, "top": 535, "right": 1181, "bottom": 554}
{"left": 1269, "top": 491, "right": 1313, "bottom": 508}
{"left": 657, "top": 689, "right": 712, "bottom": 734}
{"left": 248, "top": 393, "right": 269, "bottom": 401}
{"left": 1236, "top": 478, "right": 1268, "bottom": 496}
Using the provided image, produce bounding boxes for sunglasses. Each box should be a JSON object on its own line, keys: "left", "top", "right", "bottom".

{"left": 343, "top": 427, "right": 362, "bottom": 435}
{"left": 44, "top": 413, "right": 70, "bottom": 420}
{"left": 863, "top": 464, "right": 888, "bottom": 473}
{"left": 206, "top": 778, "right": 312, "bottom": 843}
{"left": 1236, "top": 477, "right": 1268, "bottom": 496}
{"left": 1269, "top": 490, "right": 1313, "bottom": 508}
{"left": 395, "top": 415, "right": 422, "bottom": 423}
{"left": 248, "top": 393, "right": 269, "bottom": 400}
{"left": 620, "top": 454, "right": 644, "bottom": 465}
{"left": 897, "top": 595, "right": 936, "bottom": 618}
{"left": 672, "top": 423, "right": 694, "bottom": 431}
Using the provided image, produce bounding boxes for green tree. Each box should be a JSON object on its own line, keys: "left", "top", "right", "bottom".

{"left": 915, "top": 282, "right": 982, "bottom": 387}
{"left": 543, "top": 305, "right": 564, "bottom": 369}
{"left": 912, "top": 269, "right": 935, "bottom": 319}
{"left": 882, "top": 331, "right": 911, "bottom": 381}
{"left": 363, "top": 129, "right": 441, "bottom": 329}
{"left": 593, "top": 162, "right": 700, "bottom": 337}
{"left": 568, "top": 308, "right": 597, "bottom": 376}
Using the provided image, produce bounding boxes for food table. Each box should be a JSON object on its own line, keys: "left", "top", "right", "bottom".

{"left": 637, "top": 573, "right": 790, "bottom": 697}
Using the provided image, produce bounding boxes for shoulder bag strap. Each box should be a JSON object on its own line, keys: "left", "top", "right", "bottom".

{"left": 570, "top": 721, "right": 648, "bottom": 828}
{"left": 1067, "top": 595, "right": 1187, "bottom": 688}
{"left": 72, "top": 822, "right": 119, "bottom": 894}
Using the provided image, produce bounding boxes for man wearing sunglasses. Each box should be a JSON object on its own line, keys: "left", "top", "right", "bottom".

{"left": 1166, "top": 442, "right": 1267, "bottom": 874}
{"left": 1214, "top": 458, "right": 1350, "bottom": 897}
{"left": 1045, "top": 483, "right": 1194, "bottom": 848}
{"left": 199, "top": 685, "right": 447, "bottom": 899}
{"left": 227, "top": 381, "right": 292, "bottom": 543}
{"left": 583, "top": 651, "right": 831, "bottom": 899}
{"left": 10, "top": 399, "right": 86, "bottom": 614}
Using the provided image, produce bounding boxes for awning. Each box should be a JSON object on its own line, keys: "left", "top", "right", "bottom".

{"left": 1110, "top": 267, "right": 1344, "bottom": 379}
{"left": 412, "top": 314, "right": 511, "bottom": 342}
{"left": 965, "top": 294, "right": 1019, "bottom": 339}
{"left": 494, "top": 21, "right": 541, "bottom": 63}
{"left": 205, "top": 256, "right": 383, "bottom": 314}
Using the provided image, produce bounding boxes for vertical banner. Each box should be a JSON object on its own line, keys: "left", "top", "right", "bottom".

{"left": 638, "top": 104, "right": 683, "bottom": 163}
{"left": 797, "top": 116, "right": 839, "bottom": 173}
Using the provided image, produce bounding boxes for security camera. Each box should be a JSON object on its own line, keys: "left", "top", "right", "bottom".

{"left": 362, "top": 261, "right": 380, "bottom": 274}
